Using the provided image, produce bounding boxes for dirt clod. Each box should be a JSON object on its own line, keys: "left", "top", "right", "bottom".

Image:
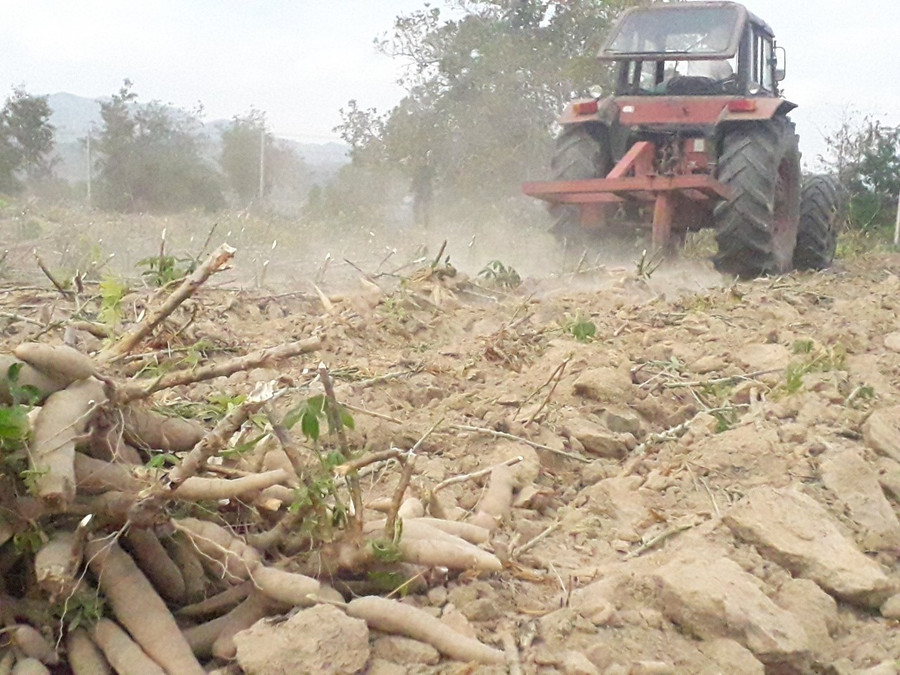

{"left": 233, "top": 605, "right": 370, "bottom": 675}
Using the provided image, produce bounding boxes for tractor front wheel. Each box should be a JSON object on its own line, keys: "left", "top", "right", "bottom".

{"left": 549, "top": 124, "right": 611, "bottom": 246}
{"left": 792, "top": 174, "right": 844, "bottom": 270}
{"left": 713, "top": 117, "right": 801, "bottom": 277}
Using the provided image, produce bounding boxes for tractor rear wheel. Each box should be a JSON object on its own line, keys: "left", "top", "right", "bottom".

{"left": 792, "top": 174, "right": 844, "bottom": 270}
{"left": 549, "top": 124, "right": 611, "bottom": 246}
{"left": 713, "top": 117, "right": 801, "bottom": 277}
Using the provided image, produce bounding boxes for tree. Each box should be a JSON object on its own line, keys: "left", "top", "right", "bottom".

{"left": 822, "top": 111, "right": 900, "bottom": 231}
{"left": 0, "top": 87, "right": 56, "bottom": 193}
{"left": 220, "top": 110, "right": 312, "bottom": 207}
{"left": 336, "top": 0, "right": 638, "bottom": 203}
{"left": 220, "top": 110, "right": 270, "bottom": 204}
{"left": 92, "top": 81, "right": 223, "bottom": 212}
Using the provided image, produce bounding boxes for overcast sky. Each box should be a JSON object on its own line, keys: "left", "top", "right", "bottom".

{"left": 0, "top": 1, "right": 897, "bottom": 167}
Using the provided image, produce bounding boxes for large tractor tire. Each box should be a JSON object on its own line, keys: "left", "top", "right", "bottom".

{"left": 792, "top": 174, "right": 844, "bottom": 270}
{"left": 549, "top": 124, "right": 611, "bottom": 246}
{"left": 713, "top": 117, "right": 801, "bottom": 278}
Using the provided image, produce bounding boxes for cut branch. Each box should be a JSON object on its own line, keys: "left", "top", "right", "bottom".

{"left": 119, "top": 336, "right": 320, "bottom": 403}
{"left": 166, "top": 397, "right": 268, "bottom": 487}
{"left": 98, "top": 243, "right": 236, "bottom": 363}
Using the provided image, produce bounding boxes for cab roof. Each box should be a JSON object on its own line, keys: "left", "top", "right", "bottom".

{"left": 598, "top": 1, "right": 774, "bottom": 61}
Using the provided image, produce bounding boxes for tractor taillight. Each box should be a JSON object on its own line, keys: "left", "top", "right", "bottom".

{"left": 727, "top": 99, "right": 757, "bottom": 113}
{"left": 572, "top": 100, "right": 599, "bottom": 116}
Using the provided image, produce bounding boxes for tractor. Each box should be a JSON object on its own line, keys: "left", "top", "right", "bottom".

{"left": 523, "top": 1, "right": 843, "bottom": 278}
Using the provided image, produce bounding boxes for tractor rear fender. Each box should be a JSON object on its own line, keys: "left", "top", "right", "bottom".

{"left": 557, "top": 97, "right": 618, "bottom": 127}
{"left": 717, "top": 98, "right": 797, "bottom": 125}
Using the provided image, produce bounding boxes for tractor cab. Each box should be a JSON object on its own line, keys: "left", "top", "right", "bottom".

{"left": 601, "top": 1, "right": 783, "bottom": 98}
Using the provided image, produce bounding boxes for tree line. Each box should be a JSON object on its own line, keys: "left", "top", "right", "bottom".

{"left": 327, "top": 0, "right": 899, "bottom": 233}
{"left": 1, "top": 0, "right": 898, "bottom": 232}
{"left": 0, "top": 81, "right": 310, "bottom": 212}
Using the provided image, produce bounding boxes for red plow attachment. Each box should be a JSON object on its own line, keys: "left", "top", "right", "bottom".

{"left": 523, "top": 141, "right": 733, "bottom": 250}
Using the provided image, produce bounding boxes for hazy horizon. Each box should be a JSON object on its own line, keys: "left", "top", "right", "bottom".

{"left": 1, "top": 0, "right": 898, "bottom": 165}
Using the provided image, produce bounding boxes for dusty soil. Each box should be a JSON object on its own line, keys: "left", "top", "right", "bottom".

{"left": 1, "top": 207, "right": 900, "bottom": 674}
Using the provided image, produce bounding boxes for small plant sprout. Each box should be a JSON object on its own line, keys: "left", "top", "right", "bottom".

{"left": 478, "top": 260, "right": 522, "bottom": 289}
{"left": 98, "top": 275, "right": 129, "bottom": 326}
{"left": 562, "top": 313, "right": 597, "bottom": 342}
{"left": 0, "top": 363, "right": 41, "bottom": 452}
{"left": 137, "top": 254, "right": 197, "bottom": 287}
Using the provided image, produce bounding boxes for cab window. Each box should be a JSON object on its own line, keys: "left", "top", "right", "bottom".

{"left": 750, "top": 28, "right": 775, "bottom": 92}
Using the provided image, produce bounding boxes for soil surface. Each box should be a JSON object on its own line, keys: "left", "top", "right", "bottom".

{"left": 2, "top": 216, "right": 900, "bottom": 674}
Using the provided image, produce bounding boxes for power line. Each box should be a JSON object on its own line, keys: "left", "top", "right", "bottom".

{"left": 274, "top": 131, "right": 344, "bottom": 143}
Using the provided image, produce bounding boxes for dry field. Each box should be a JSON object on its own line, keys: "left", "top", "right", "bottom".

{"left": 1, "top": 202, "right": 899, "bottom": 674}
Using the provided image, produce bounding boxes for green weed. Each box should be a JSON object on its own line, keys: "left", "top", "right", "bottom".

{"left": 779, "top": 343, "right": 847, "bottom": 396}
{"left": 284, "top": 394, "right": 354, "bottom": 443}
{"left": 98, "top": 275, "right": 128, "bottom": 326}
{"left": 52, "top": 588, "right": 106, "bottom": 631}
{"left": 562, "top": 313, "right": 596, "bottom": 343}
{"left": 0, "top": 363, "right": 42, "bottom": 453}
{"left": 137, "top": 254, "right": 196, "bottom": 286}
{"left": 478, "top": 260, "right": 522, "bottom": 289}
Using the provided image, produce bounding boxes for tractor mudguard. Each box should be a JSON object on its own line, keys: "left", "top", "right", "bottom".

{"left": 717, "top": 97, "right": 796, "bottom": 124}
{"left": 557, "top": 98, "right": 617, "bottom": 127}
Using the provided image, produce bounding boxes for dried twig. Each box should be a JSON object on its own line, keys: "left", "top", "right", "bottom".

{"left": 432, "top": 456, "right": 523, "bottom": 495}
{"left": 661, "top": 368, "right": 783, "bottom": 389}
{"left": 354, "top": 369, "right": 421, "bottom": 388}
{"left": 523, "top": 358, "right": 569, "bottom": 426}
{"left": 166, "top": 396, "right": 270, "bottom": 487}
{"left": 511, "top": 521, "right": 560, "bottom": 559}
{"left": 33, "top": 251, "right": 73, "bottom": 298}
{"left": 448, "top": 424, "right": 590, "bottom": 463}
{"left": 334, "top": 448, "right": 403, "bottom": 477}
{"left": 630, "top": 404, "right": 747, "bottom": 456}
{"left": 624, "top": 523, "right": 695, "bottom": 559}
{"left": 430, "top": 240, "right": 448, "bottom": 269}
{"left": 67, "top": 320, "right": 113, "bottom": 339}
{"left": 0, "top": 311, "right": 44, "bottom": 327}
{"left": 339, "top": 402, "right": 404, "bottom": 425}
{"left": 384, "top": 453, "right": 417, "bottom": 537}
{"left": 384, "top": 418, "right": 442, "bottom": 535}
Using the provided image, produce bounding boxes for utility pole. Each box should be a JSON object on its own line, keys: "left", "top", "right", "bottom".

{"left": 258, "top": 128, "right": 265, "bottom": 202}
{"left": 86, "top": 131, "right": 92, "bottom": 209}
{"left": 894, "top": 188, "right": 899, "bottom": 247}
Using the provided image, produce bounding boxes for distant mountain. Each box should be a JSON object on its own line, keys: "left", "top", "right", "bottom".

{"left": 48, "top": 93, "right": 104, "bottom": 143}
{"left": 45, "top": 92, "right": 349, "bottom": 184}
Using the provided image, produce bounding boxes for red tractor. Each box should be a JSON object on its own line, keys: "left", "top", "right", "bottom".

{"left": 524, "top": 1, "right": 842, "bottom": 278}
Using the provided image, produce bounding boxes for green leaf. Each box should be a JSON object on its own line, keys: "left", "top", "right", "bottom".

{"left": 16, "top": 385, "right": 42, "bottom": 407}
{"left": 325, "top": 451, "right": 344, "bottom": 468}
{"left": 300, "top": 410, "right": 320, "bottom": 441}
{"left": 370, "top": 538, "right": 402, "bottom": 563}
{"left": 6, "top": 362, "right": 22, "bottom": 383}
{"left": 282, "top": 405, "right": 303, "bottom": 430}
{"left": 307, "top": 395, "right": 325, "bottom": 417}
{"left": 338, "top": 406, "right": 355, "bottom": 431}
{"left": 570, "top": 319, "right": 596, "bottom": 342}
{"left": 0, "top": 406, "right": 30, "bottom": 449}
{"left": 146, "top": 453, "right": 178, "bottom": 469}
